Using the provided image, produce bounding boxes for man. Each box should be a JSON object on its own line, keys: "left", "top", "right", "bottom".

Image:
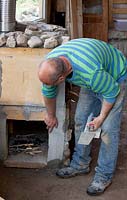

{"left": 38, "top": 38, "right": 127, "bottom": 196}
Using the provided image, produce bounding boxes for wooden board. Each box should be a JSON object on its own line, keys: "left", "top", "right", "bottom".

{"left": 1, "top": 105, "right": 47, "bottom": 121}
{"left": 0, "top": 48, "right": 51, "bottom": 106}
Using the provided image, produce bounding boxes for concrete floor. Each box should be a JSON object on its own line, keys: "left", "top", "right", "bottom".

{"left": 0, "top": 154, "right": 127, "bottom": 200}
{"left": 0, "top": 145, "right": 127, "bottom": 200}
{"left": 0, "top": 113, "right": 127, "bottom": 200}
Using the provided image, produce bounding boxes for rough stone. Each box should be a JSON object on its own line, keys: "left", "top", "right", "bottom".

{"left": 16, "top": 33, "right": 28, "bottom": 47}
{"left": 61, "top": 36, "right": 70, "bottom": 44}
{"left": 25, "top": 28, "right": 42, "bottom": 36}
{"left": 0, "top": 34, "right": 7, "bottom": 47}
{"left": 44, "top": 37, "right": 58, "bottom": 49}
{"left": 27, "top": 24, "right": 38, "bottom": 31}
{"left": 109, "top": 30, "right": 127, "bottom": 39}
{"left": 109, "top": 39, "right": 127, "bottom": 56}
{"left": 27, "top": 36, "right": 43, "bottom": 48}
{"left": 6, "top": 36, "right": 16, "bottom": 48}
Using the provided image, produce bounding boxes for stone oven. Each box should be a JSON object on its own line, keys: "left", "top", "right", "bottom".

{"left": 0, "top": 16, "right": 70, "bottom": 168}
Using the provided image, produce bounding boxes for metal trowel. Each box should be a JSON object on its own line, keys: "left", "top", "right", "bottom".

{"left": 78, "top": 115, "right": 101, "bottom": 145}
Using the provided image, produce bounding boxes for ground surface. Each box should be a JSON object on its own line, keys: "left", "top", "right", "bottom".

{"left": 0, "top": 156, "right": 127, "bottom": 200}
{"left": 0, "top": 112, "right": 127, "bottom": 200}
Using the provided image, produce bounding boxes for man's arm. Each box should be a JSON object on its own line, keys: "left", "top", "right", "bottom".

{"left": 88, "top": 100, "right": 114, "bottom": 130}
{"left": 88, "top": 69, "right": 120, "bottom": 129}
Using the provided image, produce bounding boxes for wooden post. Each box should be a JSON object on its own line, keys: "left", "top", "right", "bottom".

{"left": 69, "top": 0, "right": 78, "bottom": 39}
{"left": 102, "top": 0, "right": 108, "bottom": 42}
{"left": 66, "top": 0, "right": 83, "bottom": 38}
{"left": 77, "top": 0, "right": 83, "bottom": 38}
{"left": 65, "top": 0, "right": 70, "bottom": 34}
{"left": 109, "top": 0, "right": 113, "bottom": 28}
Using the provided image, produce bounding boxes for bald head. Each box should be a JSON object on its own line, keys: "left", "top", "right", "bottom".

{"left": 38, "top": 57, "right": 67, "bottom": 85}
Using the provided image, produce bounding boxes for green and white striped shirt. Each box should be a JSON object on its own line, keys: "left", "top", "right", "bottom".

{"left": 42, "top": 38, "right": 127, "bottom": 103}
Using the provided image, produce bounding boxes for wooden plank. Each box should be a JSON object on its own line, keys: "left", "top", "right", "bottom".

{"left": 113, "top": 8, "right": 127, "bottom": 13}
{"left": 77, "top": 0, "right": 83, "bottom": 38}
{"left": 45, "top": 0, "right": 51, "bottom": 23}
{"left": 102, "top": 0, "right": 108, "bottom": 41}
{"left": 109, "top": 0, "right": 113, "bottom": 27}
{"left": 1, "top": 106, "right": 46, "bottom": 121}
{"left": 113, "top": 0, "right": 127, "bottom": 3}
{"left": 83, "top": 14, "right": 102, "bottom": 23}
{"left": 65, "top": 0, "right": 70, "bottom": 33}
{"left": 0, "top": 48, "right": 51, "bottom": 106}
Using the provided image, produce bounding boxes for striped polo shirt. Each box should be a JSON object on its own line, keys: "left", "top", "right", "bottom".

{"left": 42, "top": 38, "right": 127, "bottom": 103}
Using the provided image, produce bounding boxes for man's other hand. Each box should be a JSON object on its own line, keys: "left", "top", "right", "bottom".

{"left": 87, "top": 115, "right": 104, "bottom": 131}
{"left": 44, "top": 113, "right": 58, "bottom": 133}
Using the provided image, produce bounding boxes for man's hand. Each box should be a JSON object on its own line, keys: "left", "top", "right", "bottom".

{"left": 87, "top": 100, "right": 114, "bottom": 131}
{"left": 87, "top": 115, "right": 104, "bottom": 131}
{"left": 44, "top": 113, "right": 58, "bottom": 133}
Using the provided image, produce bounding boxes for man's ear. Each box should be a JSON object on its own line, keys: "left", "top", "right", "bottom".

{"left": 58, "top": 75, "right": 65, "bottom": 82}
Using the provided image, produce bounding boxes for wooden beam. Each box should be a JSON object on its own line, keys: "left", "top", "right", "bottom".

{"left": 113, "top": 8, "right": 127, "bottom": 14}
{"left": 109, "top": 0, "right": 113, "bottom": 27}
{"left": 77, "top": 0, "right": 83, "bottom": 38}
{"left": 65, "top": 0, "right": 70, "bottom": 33}
{"left": 113, "top": 0, "right": 127, "bottom": 3}
{"left": 69, "top": 0, "right": 78, "bottom": 39}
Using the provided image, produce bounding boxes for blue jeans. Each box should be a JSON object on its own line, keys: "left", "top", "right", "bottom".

{"left": 70, "top": 79, "right": 127, "bottom": 182}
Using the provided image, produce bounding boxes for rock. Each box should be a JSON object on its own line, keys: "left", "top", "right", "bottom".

{"left": 37, "top": 22, "right": 59, "bottom": 32}
{"left": 25, "top": 27, "right": 42, "bottom": 36}
{"left": 16, "top": 33, "right": 28, "bottom": 47}
{"left": 27, "top": 24, "right": 38, "bottom": 31}
{"left": 109, "top": 40, "right": 127, "bottom": 56}
{"left": 61, "top": 36, "right": 70, "bottom": 44}
{"left": 6, "top": 36, "right": 16, "bottom": 48}
{"left": 108, "top": 30, "right": 127, "bottom": 39}
{"left": 40, "top": 34, "right": 50, "bottom": 41}
{"left": 0, "top": 33, "right": 7, "bottom": 47}
{"left": 27, "top": 36, "right": 43, "bottom": 48}
{"left": 5, "top": 32, "right": 15, "bottom": 37}
{"left": 41, "top": 31, "right": 59, "bottom": 38}
{"left": 44, "top": 37, "right": 58, "bottom": 48}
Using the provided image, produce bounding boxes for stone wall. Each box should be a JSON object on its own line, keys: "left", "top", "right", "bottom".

{"left": 0, "top": 22, "right": 70, "bottom": 49}
{"left": 108, "top": 29, "right": 127, "bottom": 57}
